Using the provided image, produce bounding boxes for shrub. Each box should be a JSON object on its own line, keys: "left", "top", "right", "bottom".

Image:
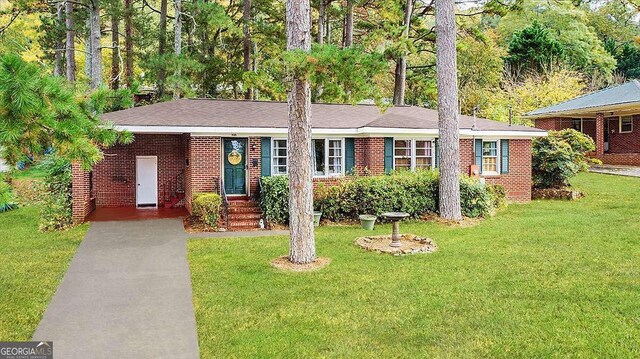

{"left": 192, "top": 193, "right": 222, "bottom": 228}
{"left": 0, "top": 181, "right": 18, "bottom": 213}
{"left": 259, "top": 176, "right": 290, "bottom": 224}
{"left": 486, "top": 184, "right": 507, "bottom": 210}
{"left": 532, "top": 129, "right": 595, "bottom": 189}
{"left": 38, "top": 155, "right": 73, "bottom": 231}
{"left": 261, "top": 170, "right": 498, "bottom": 225}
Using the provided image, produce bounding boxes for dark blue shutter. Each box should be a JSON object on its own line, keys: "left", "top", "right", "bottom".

{"left": 501, "top": 139, "right": 510, "bottom": 174}
{"left": 434, "top": 139, "right": 440, "bottom": 168}
{"left": 474, "top": 139, "right": 483, "bottom": 173}
{"left": 261, "top": 137, "right": 271, "bottom": 177}
{"left": 345, "top": 138, "right": 355, "bottom": 174}
{"left": 384, "top": 137, "right": 393, "bottom": 174}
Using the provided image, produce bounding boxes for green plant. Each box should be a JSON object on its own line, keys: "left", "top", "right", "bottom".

{"left": 259, "top": 176, "right": 290, "bottom": 224}
{"left": 486, "top": 184, "right": 507, "bottom": 210}
{"left": 38, "top": 155, "right": 72, "bottom": 232}
{"left": 192, "top": 193, "right": 222, "bottom": 228}
{"left": 0, "top": 181, "right": 17, "bottom": 213}
{"left": 262, "top": 171, "right": 498, "bottom": 225}
{"left": 532, "top": 129, "right": 595, "bottom": 189}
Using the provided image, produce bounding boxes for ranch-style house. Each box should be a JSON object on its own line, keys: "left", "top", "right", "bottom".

{"left": 71, "top": 99, "right": 545, "bottom": 229}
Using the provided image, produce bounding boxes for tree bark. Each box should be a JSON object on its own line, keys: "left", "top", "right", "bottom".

{"left": 124, "top": 0, "right": 134, "bottom": 87}
{"left": 157, "top": 0, "right": 168, "bottom": 97}
{"left": 110, "top": 12, "right": 120, "bottom": 89}
{"left": 317, "top": 0, "right": 324, "bottom": 44}
{"left": 65, "top": 0, "right": 76, "bottom": 82}
{"left": 286, "top": 0, "right": 316, "bottom": 264}
{"left": 242, "top": 0, "right": 252, "bottom": 99}
{"left": 87, "top": 0, "right": 102, "bottom": 89}
{"left": 393, "top": 0, "right": 412, "bottom": 106}
{"left": 54, "top": 2, "right": 64, "bottom": 77}
{"left": 173, "top": 0, "right": 182, "bottom": 100}
{"left": 435, "top": 0, "right": 462, "bottom": 220}
{"left": 342, "top": 0, "right": 353, "bottom": 47}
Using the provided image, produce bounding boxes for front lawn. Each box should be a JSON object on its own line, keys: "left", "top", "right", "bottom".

{"left": 188, "top": 173, "right": 640, "bottom": 358}
{"left": 0, "top": 207, "right": 87, "bottom": 340}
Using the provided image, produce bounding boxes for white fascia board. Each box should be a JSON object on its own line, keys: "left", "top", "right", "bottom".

{"left": 114, "top": 125, "right": 547, "bottom": 138}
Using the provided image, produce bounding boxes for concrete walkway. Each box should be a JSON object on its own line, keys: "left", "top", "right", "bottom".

{"left": 590, "top": 164, "right": 640, "bottom": 178}
{"left": 33, "top": 219, "right": 199, "bottom": 359}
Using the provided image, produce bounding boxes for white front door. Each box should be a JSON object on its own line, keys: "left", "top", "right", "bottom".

{"left": 136, "top": 156, "right": 158, "bottom": 207}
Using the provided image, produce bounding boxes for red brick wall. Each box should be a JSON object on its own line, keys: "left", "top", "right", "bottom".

{"left": 72, "top": 162, "right": 94, "bottom": 223}
{"left": 354, "top": 137, "right": 385, "bottom": 175}
{"left": 607, "top": 115, "right": 640, "bottom": 154}
{"left": 188, "top": 136, "right": 221, "bottom": 198}
{"left": 248, "top": 137, "right": 262, "bottom": 198}
{"left": 93, "top": 134, "right": 187, "bottom": 208}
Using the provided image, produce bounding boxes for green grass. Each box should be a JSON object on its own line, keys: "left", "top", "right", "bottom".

{"left": 9, "top": 166, "right": 48, "bottom": 180}
{"left": 0, "top": 207, "right": 87, "bottom": 340}
{"left": 188, "top": 172, "right": 640, "bottom": 358}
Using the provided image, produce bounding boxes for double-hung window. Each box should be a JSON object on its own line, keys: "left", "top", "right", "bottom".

{"left": 481, "top": 141, "right": 499, "bottom": 174}
{"left": 620, "top": 116, "right": 633, "bottom": 133}
{"left": 272, "top": 138, "right": 344, "bottom": 177}
{"left": 272, "top": 139, "right": 288, "bottom": 175}
{"left": 394, "top": 139, "right": 434, "bottom": 171}
{"left": 572, "top": 118, "right": 582, "bottom": 132}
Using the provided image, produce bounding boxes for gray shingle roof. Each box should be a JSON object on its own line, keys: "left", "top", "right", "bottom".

{"left": 527, "top": 80, "right": 640, "bottom": 117}
{"left": 102, "top": 99, "right": 543, "bottom": 133}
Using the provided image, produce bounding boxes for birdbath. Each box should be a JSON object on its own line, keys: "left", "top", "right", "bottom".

{"left": 381, "top": 212, "right": 410, "bottom": 247}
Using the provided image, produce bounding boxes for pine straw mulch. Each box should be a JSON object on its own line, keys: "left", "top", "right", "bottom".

{"left": 183, "top": 216, "right": 220, "bottom": 233}
{"left": 355, "top": 234, "right": 437, "bottom": 255}
{"left": 270, "top": 256, "right": 331, "bottom": 272}
{"left": 532, "top": 188, "right": 585, "bottom": 200}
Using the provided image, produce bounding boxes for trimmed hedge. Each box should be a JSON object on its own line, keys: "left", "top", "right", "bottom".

{"left": 192, "top": 193, "right": 223, "bottom": 228}
{"left": 260, "top": 170, "right": 505, "bottom": 225}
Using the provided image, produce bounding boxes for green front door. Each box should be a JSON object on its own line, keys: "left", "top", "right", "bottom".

{"left": 223, "top": 139, "right": 247, "bottom": 195}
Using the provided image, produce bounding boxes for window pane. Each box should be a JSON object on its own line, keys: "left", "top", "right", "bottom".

{"left": 483, "top": 157, "right": 497, "bottom": 173}
{"left": 415, "top": 157, "right": 431, "bottom": 169}
{"left": 313, "top": 139, "right": 326, "bottom": 176}
{"left": 415, "top": 141, "right": 432, "bottom": 157}
{"left": 482, "top": 142, "right": 497, "bottom": 156}
{"left": 328, "top": 140, "right": 342, "bottom": 174}
{"left": 272, "top": 140, "right": 288, "bottom": 175}
{"left": 394, "top": 158, "right": 411, "bottom": 169}
{"left": 621, "top": 116, "right": 633, "bottom": 132}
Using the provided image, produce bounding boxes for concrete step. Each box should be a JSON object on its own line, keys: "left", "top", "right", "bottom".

{"left": 229, "top": 220, "right": 261, "bottom": 229}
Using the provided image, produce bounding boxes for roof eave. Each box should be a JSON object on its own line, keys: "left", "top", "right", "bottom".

{"left": 525, "top": 101, "right": 640, "bottom": 119}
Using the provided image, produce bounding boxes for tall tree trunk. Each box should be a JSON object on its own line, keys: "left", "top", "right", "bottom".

{"left": 88, "top": 0, "right": 102, "bottom": 89}
{"left": 342, "top": 0, "right": 353, "bottom": 47}
{"left": 286, "top": 0, "right": 315, "bottom": 264}
{"left": 65, "top": 0, "right": 76, "bottom": 82}
{"left": 54, "top": 3, "right": 64, "bottom": 76}
{"left": 110, "top": 13, "right": 120, "bottom": 89}
{"left": 173, "top": 0, "right": 182, "bottom": 100}
{"left": 124, "top": 0, "right": 134, "bottom": 87}
{"left": 317, "top": 0, "right": 324, "bottom": 44}
{"left": 157, "top": 0, "right": 168, "bottom": 97}
{"left": 242, "top": 0, "right": 252, "bottom": 99}
{"left": 435, "top": 0, "right": 461, "bottom": 220}
{"left": 393, "top": 0, "right": 412, "bottom": 106}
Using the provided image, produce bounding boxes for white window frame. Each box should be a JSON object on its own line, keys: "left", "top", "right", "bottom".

{"left": 271, "top": 137, "right": 346, "bottom": 178}
{"left": 620, "top": 116, "right": 634, "bottom": 133}
{"left": 271, "top": 138, "right": 288, "bottom": 176}
{"left": 392, "top": 138, "right": 435, "bottom": 171}
{"left": 480, "top": 139, "right": 500, "bottom": 176}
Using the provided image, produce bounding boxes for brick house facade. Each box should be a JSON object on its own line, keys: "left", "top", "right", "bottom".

{"left": 529, "top": 80, "right": 640, "bottom": 166}
{"left": 72, "top": 100, "right": 545, "bottom": 223}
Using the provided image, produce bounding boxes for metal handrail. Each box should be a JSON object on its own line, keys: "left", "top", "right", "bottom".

{"left": 219, "top": 177, "right": 230, "bottom": 229}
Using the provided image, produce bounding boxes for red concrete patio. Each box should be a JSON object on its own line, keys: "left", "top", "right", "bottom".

{"left": 86, "top": 207, "right": 189, "bottom": 222}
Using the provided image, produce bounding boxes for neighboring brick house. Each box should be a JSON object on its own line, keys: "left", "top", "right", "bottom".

{"left": 529, "top": 80, "right": 640, "bottom": 166}
{"left": 71, "top": 99, "right": 545, "bottom": 227}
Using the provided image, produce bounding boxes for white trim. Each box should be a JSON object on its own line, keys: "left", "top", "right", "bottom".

{"left": 619, "top": 115, "right": 634, "bottom": 133}
{"left": 113, "top": 125, "right": 546, "bottom": 139}
{"left": 271, "top": 137, "right": 347, "bottom": 178}
{"left": 392, "top": 138, "right": 435, "bottom": 171}
{"left": 135, "top": 156, "right": 158, "bottom": 207}
{"left": 480, "top": 140, "right": 500, "bottom": 176}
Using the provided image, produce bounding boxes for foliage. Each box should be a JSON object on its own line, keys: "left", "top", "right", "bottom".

{"left": 0, "top": 181, "right": 18, "bottom": 213}
{"left": 261, "top": 171, "right": 501, "bottom": 225}
{"left": 258, "top": 176, "right": 290, "bottom": 225}
{"left": 0, "top": 54, "right": 133, "bottom": 170}
{"left": 192, "top": 193, "right": 222, "bottom": 228}
{"left": 36, "top": 155, "right": 72, "bottom": 231}
{"left": 506, "top": 21, "right": 565, "bottom": 75}
{"left": 480, "top": 69, "right": 586, "bottom": 126}
{"left": 532, "top": 129, "right": 595, "bottom": 189}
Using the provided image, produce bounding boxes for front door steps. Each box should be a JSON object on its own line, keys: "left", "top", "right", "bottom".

{"left": 226, "top": 197, "right": 263, "bottom": 231}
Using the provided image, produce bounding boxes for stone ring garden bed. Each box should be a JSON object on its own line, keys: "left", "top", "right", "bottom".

{"left": 355, "top": 234, "right": 437, "bottom": 255}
